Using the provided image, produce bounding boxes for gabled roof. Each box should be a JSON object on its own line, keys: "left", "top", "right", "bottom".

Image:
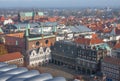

{"left": 114, "top": 42, "right": 120, "bottom": 49}
{"left": 28, "top": 47, "right": 51, "bottom": 56}
{"left": 74, "top": 37, "right": 103, "bottom": 45}
{"left": 0, "top": 52, "right": 23, "bottom": 62}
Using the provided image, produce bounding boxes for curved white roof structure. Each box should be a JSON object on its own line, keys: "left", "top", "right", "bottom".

{"left": 0, "top": 65, "right": 17, "bottom": 72}
{"left": 1, "top": 67, "right": 28, "bottom": 75}
{"left": 0, "top": 74, "right": 14, "bottom": 81}
{"left": 24, "top": 73, "right": 53, "bottom": 81}
{"left": 0, "top": 62, "right": 8, "bottom": 67}
{"left": 7, "top": 70, "right": 40, "bottom": 81}
{"left": 45, "top": 77, "right": 66, "bottom": 81}
{"left": 7, "top": 78, "right": 26, "bottom": 81}
{"left": 0, "top": 62, "right": 66, "bottom": 81}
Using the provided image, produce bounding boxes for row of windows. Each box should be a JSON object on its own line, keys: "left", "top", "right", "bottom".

{"left": 78, "top": 55, "right": 97, "bottom": 61}
{"left": 104, "top": 71, "right": 119, "bottom": 79}
{"left": 36, "top": 40, "right": 49, "bottom": 46}
{"left": 30, "top": 55, "right": 51, "bottom": 62}
{"left": 7, "top": 58, "right": 23, "bottom": 63}
{"left": 102, "top": 63, "right": 119, "bottom": 69}
{"left": 78, "top": 50, "right": 96, "bottom": 57}
{"left": 32, "top": 51, "right": 50, "bottom": 56}
{"left": 103, "top": 67, "right": 119, "bottom": 74}
{"left": 78, "top": 60, "right": 96, "bottom": 68}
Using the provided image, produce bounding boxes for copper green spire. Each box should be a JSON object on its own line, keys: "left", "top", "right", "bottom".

{"left": 41, "top": 26, "right": 43, "bottom": 34}
{"left": 18, "top": 25, "right": 20, "bottom": 31}
{"left": 0, "top": 27, "right": 3, "bottom": 33}
{"left": 53, "top": 26, "right": 56, "bottom": 32}
{"left": 25, "top": 24, "right": 30, "bottom": 37}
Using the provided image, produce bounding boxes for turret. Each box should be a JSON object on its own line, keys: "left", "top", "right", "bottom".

{"left": 25, "top": 24, "right": 30, "bottom": 37}
{"left": 25, "top": 24, "right": 30, "bottom": 53}
{"left": 18, "top": 25, "right": 20, "bottom": 31}
{"left": 53, "top": 25, "right": 57, "bottom": 35}
{"left": 40, "top": 26, "right": 44, "bottom": 37}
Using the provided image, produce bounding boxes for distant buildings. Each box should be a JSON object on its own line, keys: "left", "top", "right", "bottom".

{"left": 18, "top": 12, "right": 44, "bottom": 22}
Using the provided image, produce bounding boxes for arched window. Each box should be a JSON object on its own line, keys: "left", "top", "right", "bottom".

{"left": 36, "top": 41, "right": 40, "bottom": 46}
{"left": 45, "top": 40, "right": 49, "bottom": 44}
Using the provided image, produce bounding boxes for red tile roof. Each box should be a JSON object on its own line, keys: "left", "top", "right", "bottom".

{"left": 116, "top": 27, "right": 120, "bottom": 35}
{"left": 0, "top": 52, "right": 23, "bottom": 62}
{"left": 114, "top": 42, "right": 120, "bottom": 49}
{"left": 103, "top": 56, "right": 120, "bottom": 66}
{"left": 74, "top": 37, "right": 103, "bottom": 45}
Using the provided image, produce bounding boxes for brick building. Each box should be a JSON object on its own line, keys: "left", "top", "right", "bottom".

{"left": 24, "top": 24, "right": 56, "bottom": 51}
{"left": 101, "top": 56, "right": 120, "bottom": 81}
{"left": 0, "top": 52, "right": 24, "bottom": 66}
{"left": 51, "top": 40, "right": 109, "bottom": 75}
{"left": 4, "top": 32, "right": 25, "bottom": 53}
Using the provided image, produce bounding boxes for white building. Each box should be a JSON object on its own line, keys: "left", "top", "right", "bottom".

{"left": 4, "top": 19, "right": 13, "bottom": 25}
{"left": 26, "top": 47, "right": 51, "bottom": 67}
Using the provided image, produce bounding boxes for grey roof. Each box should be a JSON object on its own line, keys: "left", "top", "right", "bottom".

{"left": 0, "top": 74, "right": 14, "bottom": 81}
{"left": 110, "top": 28, "right": 116, "bottom": 36}
{"left": 41, "top": 22, "right": 58, "bottom": 26}
{"left": 1, "top": 67, "right": 28, "bottom": 76}
{"left": 7, "top": 70, "right": 40, "bottom": 81}
{"left": 0, "top": 65, "right": 17, "bottom": 72}
{"left": 24, "top": 73, "right": 53, "bottom": 81}
{"left": 7, "top": 78, "right": 25, "bottom": 81}
{"left": 14, "top": 23, "right": 39, "bottom": 29}
{"left": 45, "top": 77, "right": 66, "bottom": 81}
{"left": 0, "top": 62, "right": 8, "bottom": 67}
{"left": 66, "top": 25, "right": 92, "bottom": 33}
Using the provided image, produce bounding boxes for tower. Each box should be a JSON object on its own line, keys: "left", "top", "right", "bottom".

{"left": 53, "top": 25, "right": 57, "bottom": 35}
{"left": 25, "top": 24, "right": 30, "bottom": 51}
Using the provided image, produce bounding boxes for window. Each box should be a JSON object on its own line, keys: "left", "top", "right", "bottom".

{"left": 45, "top": 40, "right": 49, "bottom": 44}
{"left": 16, "top": 40, "right": 18, "bottom": 45}
{"left": 36, "top": 41, "right": 40, "bottom": 46}
{"left": 72, "top": 51, "right": 73, "bottom": 54}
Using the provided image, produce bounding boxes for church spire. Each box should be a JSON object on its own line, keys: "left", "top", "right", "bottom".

{"left": 41, "top": 26, "right": 43, "bottom": 34}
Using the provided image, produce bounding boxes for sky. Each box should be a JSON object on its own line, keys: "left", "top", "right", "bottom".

{"left": 0, "top": 0, "right": 120, "bottom": 8}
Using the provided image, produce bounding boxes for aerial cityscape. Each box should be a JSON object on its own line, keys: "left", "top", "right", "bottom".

{"left": 0, "top": 0, "right": 120, "bottom": 81}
